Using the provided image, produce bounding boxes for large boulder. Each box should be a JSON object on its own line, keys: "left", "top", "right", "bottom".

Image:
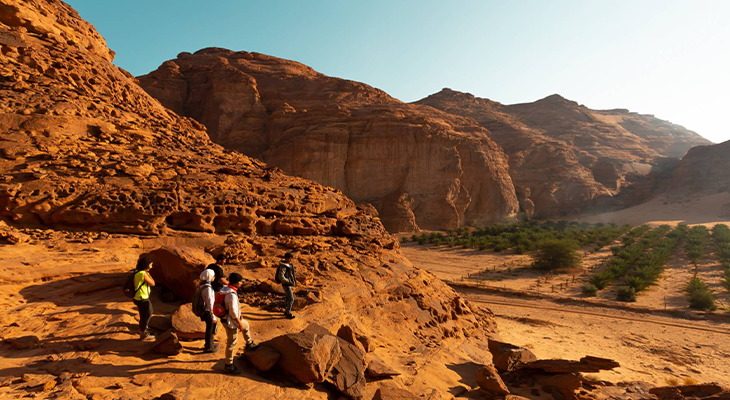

{"left": 475, "top": 364, "right": 510, "bottom": 397}
{"left": 488, "top": 338, "right": 537, "bottom": 372}
{"left": 244, "top": 345, "right": 281, "bottom": 372}
{"left": 263, "top": 329, "right": 341, "bottom": 384}
{"left": 304, "top": 324, "right": 366, "bottom": 399}
{"left": 171, "top": 303, "right": 205, "bottom": 340}
{"left": 140, "top": 247, "right": 214, "bottom": 302}
{"left": 150, "top": 330, "right": 182, "bottom": 356}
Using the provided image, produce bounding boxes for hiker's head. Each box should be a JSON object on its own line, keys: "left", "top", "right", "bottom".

{"left": 215, "top": 254, "right": 226, "bottom": 265}
{"left": 284, "top": 252, "right": 293, "bottom": 261}
{"left": 228, "top": 272, "right": 243, "bottom": 288}
{"left": 136, "top": 257, "right": 154, "bottom": 272}
{"left": 206, "top": 264, "right": 227, "bottom": 285}
{"left": 199, "top": 269, "right": 215, "bottom": 282}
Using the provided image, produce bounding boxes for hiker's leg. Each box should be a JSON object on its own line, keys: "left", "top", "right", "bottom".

{"left": 134, "top": 299, "right": 151, "bottom": 333}
{"left": 224, "top": 324, "right": 238, "bottom": 365}
{"left": 239, "top": 319, "right": 252, "bottom": 343}
{"left": 284, "top": 286, "right": 294, "bottom": 314}
{"left": 204, "top": 313, "right": 215, "bottom": 350}
{"left": 140, "top": 300, "right": 152, "bottom": 332}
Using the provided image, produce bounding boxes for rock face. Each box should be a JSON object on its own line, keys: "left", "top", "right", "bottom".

{"left": 416, "top": 89, "right": 711, "bottom": 217}
{"left": 138, "top": 49, "right": 519, "bottom": 232}
{"left": 667, "top": 140, "right": 730, "bottom": 197}
{"left": 141, "top": 247, "right": 213, "bottom": 302}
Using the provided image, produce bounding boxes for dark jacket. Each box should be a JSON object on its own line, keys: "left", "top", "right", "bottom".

{"left": 277, "top": 261, "right": 297, "bottom": 287}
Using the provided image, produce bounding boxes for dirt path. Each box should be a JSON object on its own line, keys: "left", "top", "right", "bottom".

{"left": 458, "top": 289, "right": 730, "bottom": 387}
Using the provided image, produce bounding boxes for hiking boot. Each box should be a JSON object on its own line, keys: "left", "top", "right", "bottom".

{"left": 284, "top": 313, "right": 295, "bottom": 319}
{"left": 202, "top": 343, "right": 219, "bottom": 353}
{"left": 140, "top": 331, "right": 155, "bottom": 341}
{"left": 245, "top": 341, "right": 260, "bottom": 351}
{"left": 223, "top": 363, "right": 241, "bottom": 375}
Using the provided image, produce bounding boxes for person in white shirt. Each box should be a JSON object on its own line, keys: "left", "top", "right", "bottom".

{"left": 221, "top": 273, "right": 258, "bottom": 374}
{"left": 198, "top": 269, "right": 218, "bottom": 353}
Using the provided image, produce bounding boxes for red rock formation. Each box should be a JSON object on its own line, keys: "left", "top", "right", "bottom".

{"left": 138, "top": 50, "right": 519, "bottom": 232}
{"left": 416, "top": 89, "right": 711, "bottom": 217}
{"left": 0, "top": 1, "right": 502, "bottom": 397}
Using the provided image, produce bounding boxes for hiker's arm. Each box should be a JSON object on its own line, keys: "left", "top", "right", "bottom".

{"left": 144, "top": 272, "right": 155, "bottom": 286}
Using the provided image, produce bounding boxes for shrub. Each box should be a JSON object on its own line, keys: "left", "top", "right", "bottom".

{"left": 685, "top": 277, "right": 716, "bottom": 310}
{"left": 532, "top": 239, "right": 581, "bottom": 271}
{"left": 721, "top": 269, "right": 730, "bottom": 293}
{"left": 582, "top": 283, "right": 598, "bottom": 297}
{"left": 589, "top": 270, "right": 614, "bottom": 290}
{"left": 617, "top": 286, "right": 637, "bottom": 302}
{"left": 417, "top": 237, "right": 425, "bottom": 245}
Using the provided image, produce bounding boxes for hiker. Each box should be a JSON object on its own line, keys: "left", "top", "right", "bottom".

{"left": 277, "top": 252, "right": 297, "bottom": 319}
{"left": 198, "top": 269, "right": 218, "bottom": 353}
{"left": 133, "top": 257, "right": 156, "bottom": 340}
{"left": 205, "top": 263, "right": 227, "bottom": 291}
{"left": 220, "top": 272, "right": 258, "bottom": 374}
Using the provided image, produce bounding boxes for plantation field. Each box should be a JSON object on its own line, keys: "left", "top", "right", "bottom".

{"left": 401, "top": 222, "right": 730, "bottom": 312}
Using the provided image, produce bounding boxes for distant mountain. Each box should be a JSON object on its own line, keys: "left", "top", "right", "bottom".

{"left": 416, "top": 89, "right": 711, "bottom": 217}
{"left": 139, "top": 50, "right": 519, "bottom": 232}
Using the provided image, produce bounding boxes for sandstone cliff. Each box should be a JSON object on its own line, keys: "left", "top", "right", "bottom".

{"left": 0, "top": 1, "right": 498, "bottom": 397}
{"left": 138, "top": 50, "right": 519, "bottom": 232}
{"left": 416, "top": 89, "right": 710, "bottom": 217}
{"left": 668, "top": 140, "right": 730, "bottom": 196}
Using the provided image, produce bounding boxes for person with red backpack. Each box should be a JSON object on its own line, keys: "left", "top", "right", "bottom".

{"left": 217, "top": 272, "right": 258, "bottom": 374}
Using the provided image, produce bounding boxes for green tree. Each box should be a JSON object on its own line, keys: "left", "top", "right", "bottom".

{"left": 532, "top": 239, "right": 581, "bottom": 271}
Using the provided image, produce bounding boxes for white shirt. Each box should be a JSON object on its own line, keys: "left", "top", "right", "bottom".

{"left": 200, "top": 283, "right": 216, "bottom": 322}
{"left": 221, "top": 286, "right": 241, "bottom": 330}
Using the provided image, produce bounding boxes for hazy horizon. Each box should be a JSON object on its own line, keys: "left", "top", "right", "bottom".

{"left": 67, "top": 0, "right": 729, "bottom": 144}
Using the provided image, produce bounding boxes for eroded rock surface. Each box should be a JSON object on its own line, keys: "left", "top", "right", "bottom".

{"left": 138, "top": 49, "right": 519, "bottom": 232}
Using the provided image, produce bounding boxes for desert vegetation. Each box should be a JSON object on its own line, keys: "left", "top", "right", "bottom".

{"left": 405, "top": 221, "right": 630, "bottom": 254}
{"left": 588, "top": 225, "right": 684, "bottom": 300}
{"left": 686, "top": 276, "right": 716, "bottom": 310}
{"left": 712, "top": 224, "right": 730, "bottom": 299}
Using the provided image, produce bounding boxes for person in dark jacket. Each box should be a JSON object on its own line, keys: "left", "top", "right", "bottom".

{"left": 276, "top": 252, "right": 297, "bottom": 319}
{"left": 205, "top": 263, "right": 227, "bottom": 292}
{"left": 198, "top": 269, "right": 218, "bottom": 353}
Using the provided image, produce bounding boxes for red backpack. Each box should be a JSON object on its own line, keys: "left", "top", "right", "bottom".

{"left": 212, "top": 292, "right": 228, "bottom": 318}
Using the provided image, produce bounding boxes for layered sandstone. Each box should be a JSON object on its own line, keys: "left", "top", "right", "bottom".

{"left": 0, "top": 1, "right": 501, "bottom": 398}
{"left": 416, "top": 89, "right": 710, "bottom": 217}
{"left": 138, "top": 50, "right": 519, "bottom": 232}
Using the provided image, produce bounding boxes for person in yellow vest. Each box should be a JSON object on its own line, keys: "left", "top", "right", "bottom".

{"left": 133, "top": 257, "right": 156, "bottom": 340}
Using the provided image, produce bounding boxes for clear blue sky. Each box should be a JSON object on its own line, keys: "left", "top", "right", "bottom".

{"left": 67, "top": 0, "right": 730, "bottom": 143}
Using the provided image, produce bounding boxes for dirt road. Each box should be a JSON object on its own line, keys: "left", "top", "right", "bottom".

{"left": 457, "top": 288, "right": 730, "bottom": 387}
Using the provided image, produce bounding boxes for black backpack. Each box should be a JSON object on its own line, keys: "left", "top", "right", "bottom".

{"left": 275, "top": 263, "right": 283, "bottom": 284}
{"left": 192, "top": 283, "right": 210, "bottom": 317}
{"left": 122, "top": 271, "right": 142, "bottom": 299}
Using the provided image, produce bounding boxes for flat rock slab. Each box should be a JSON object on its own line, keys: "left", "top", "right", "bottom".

{"left": 520, "top": 356, "right": 619, "bottom": 373}
{"left": 650, "top": 384, "right": 725, "bottom": 400}
{"left": 365, "top": 357, "right": 400, "bottom": 379}
{"left": 373, "top": 384, "right": 420, "bottom": 400}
